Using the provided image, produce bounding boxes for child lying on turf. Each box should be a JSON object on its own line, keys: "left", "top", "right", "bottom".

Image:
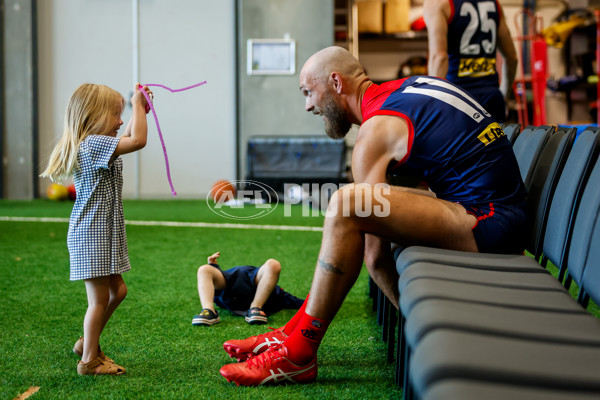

{"left": 193, "top": 252, "right": 303, "bottom": 326}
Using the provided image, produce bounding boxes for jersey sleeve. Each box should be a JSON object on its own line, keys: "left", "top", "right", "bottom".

{"left": 81, "top": 135, "right": 120, "bottom": 170}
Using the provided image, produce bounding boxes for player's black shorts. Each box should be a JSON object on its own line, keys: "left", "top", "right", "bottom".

{"left": 464, "top": 200, "right": 527, "bottom": 254}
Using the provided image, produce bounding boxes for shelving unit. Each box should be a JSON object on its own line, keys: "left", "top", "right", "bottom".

{"left": 333, "top": 0, "right": 429, "bottom": 173}
{"left": 334, "top": 0, "right": 427, "bottom": 83}
{"left": 334, "top": 0, "right": 358, "bottom": 55}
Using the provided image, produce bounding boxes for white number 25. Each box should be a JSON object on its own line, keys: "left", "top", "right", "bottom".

{"left": 459, "top": 1, "right": 497, "bottom": 56}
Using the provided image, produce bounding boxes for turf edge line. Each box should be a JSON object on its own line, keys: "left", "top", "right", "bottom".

{"left": 0, "top": 216, "right": 324, "bottom": 232}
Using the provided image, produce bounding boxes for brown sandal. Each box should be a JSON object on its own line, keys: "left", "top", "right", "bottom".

{"left": 73, "top": 337, "right": 84, "bottom": 356}
{"left": 77, "top": 357, "right": 126, "bottom": 375}
{"left": 73, "top": 337, "right": 116, "bottom": 365}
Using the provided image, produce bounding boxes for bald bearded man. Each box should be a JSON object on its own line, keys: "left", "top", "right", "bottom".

{"left": 219, "top": 46, "right": 527, "bottom": 386}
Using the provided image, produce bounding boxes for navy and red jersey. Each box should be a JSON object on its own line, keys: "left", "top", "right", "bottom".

{"left": 446, "top": 0, "right": 501, "bottom": 92}
{"left": 361, "top": 76, "right": 526, "bottom": 206}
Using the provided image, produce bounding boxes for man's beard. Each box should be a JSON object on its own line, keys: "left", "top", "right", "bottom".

{"left": 321, "top": 93, "right": 351, "bottom": 140}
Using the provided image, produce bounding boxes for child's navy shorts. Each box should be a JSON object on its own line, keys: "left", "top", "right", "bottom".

{"left": 215, "top": 265, "right": 258, "bottom": 313}
{"left": 463, "top": 200, "right": 527, "bottom": 254}
{"left": 212, "top": 264, "right": 304, "bottom": 315}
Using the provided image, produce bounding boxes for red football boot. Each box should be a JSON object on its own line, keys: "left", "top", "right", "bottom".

{"left": 220, "top": 344, "right": 317, "bottom": 386}
{"left": 223, "top": 327, "right": 288, "bottom": 361}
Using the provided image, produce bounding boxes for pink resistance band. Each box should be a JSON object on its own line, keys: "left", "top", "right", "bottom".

{"left": 139, "top": 81, "right": 207, "bottom": 196}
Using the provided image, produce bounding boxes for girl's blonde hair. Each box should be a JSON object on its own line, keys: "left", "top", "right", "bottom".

{"left": 40, "top": 83, "right": 124, "bottom": 182}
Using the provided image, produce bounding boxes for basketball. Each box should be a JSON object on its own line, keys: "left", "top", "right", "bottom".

{"left": 210, "top": 180, "right": 236, "bottom": 203}
{"left": 46, "top": 183, "right": 69, "bottom": 201}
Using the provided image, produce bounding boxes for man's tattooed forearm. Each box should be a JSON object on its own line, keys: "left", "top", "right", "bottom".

{"left": 318, "top": 258, "right": 344, "bottom": 275}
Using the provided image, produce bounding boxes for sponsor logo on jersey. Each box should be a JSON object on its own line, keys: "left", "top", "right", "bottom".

{"left": 477, "top": 122, "right": 505, "bottom": 146}
{"left": 458, "top": 57, "right": 496, "bottom": 77}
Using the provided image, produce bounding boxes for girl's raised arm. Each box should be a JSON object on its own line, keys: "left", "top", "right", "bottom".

{"left": 114, "top": 84, "right": 150, "bottom": 156}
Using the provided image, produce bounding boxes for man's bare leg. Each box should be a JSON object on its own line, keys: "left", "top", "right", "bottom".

{"left": 220, "top": 184, "right": 478, "bottom": 383}
{"left": 364, "top": 234, "right": 399, "bottom": 309}
{"left": 305, "top": 183, "right": 477, "bottom": 320}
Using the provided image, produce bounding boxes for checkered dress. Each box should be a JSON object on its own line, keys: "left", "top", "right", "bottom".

{"left": 67, "top": 135, "right": 130, "bottom": 281}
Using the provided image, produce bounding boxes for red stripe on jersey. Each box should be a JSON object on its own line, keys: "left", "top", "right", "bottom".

{"left": 361, "top": 79, "right": 408, "bottom": 122}
{"left": 448, "top": 0, "right": 455, "bottom": 23}
{"left": 360, "top": 80, "right": 415, "bottom": 168}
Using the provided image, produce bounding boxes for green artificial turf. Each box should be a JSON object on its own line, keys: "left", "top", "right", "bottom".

{"left": 2, "top": 199, "right": 598, "bottom": 399}
{"left": 0, "top": 200, "right": 398, "bottom": 400}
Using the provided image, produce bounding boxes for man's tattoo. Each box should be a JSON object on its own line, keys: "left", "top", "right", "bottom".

{"left": 318, "top": 258, "right": 344, "bottom": 275}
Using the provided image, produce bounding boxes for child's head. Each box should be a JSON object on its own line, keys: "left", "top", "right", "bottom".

{"left": 41, "top": 83, "right": 125, "bottom": 182}
{"left": 66, "top": 83, "right": 125, "bottom": 140}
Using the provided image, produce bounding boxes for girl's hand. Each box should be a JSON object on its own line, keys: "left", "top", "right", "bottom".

{"left": 207, "top": 252, "right": 220, "bottom": 264}
{"left": 131, "top": 83, "right": 153, "bottom": 113}
{"left": 114, "top": 84, "right": 149, "bottom": 155}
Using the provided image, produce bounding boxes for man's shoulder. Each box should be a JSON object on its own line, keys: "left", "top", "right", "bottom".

{"left": 424, "top": 0, "right": 450, "bottom": 8}
{"left": 359, "top": 114, "right": 407, "bottom": 136}
{"left": 356, "top": 115, "right": 410, "bottom": 159}
{"left": 423, "top": 0, "right": 452, "bottom": 17}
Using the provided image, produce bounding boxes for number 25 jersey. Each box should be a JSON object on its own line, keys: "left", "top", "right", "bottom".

{"left": 447, "top": 0, "right": 501, "bottom": 92}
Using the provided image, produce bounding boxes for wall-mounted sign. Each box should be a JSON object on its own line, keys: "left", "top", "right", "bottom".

{"left": 247, "top": 39, "right": 296, "bottom": 75}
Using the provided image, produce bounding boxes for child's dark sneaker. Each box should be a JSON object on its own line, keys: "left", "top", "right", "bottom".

{"left": 244, "top": 307, "right": 268, "bottom": 325}
{"left": 192, "top": 309, "right": 220, "bottom": 326}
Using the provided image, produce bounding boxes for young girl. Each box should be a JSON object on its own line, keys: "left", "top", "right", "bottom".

{"left": 41, "top": 83, "right": 151, "bottom": 375}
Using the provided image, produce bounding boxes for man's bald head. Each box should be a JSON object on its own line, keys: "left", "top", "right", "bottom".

{"left": 301, "top": 46, "right": 365, "bottom": 85}
{"left": 299, "top": 47, "right": 369, "bottom": 139}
